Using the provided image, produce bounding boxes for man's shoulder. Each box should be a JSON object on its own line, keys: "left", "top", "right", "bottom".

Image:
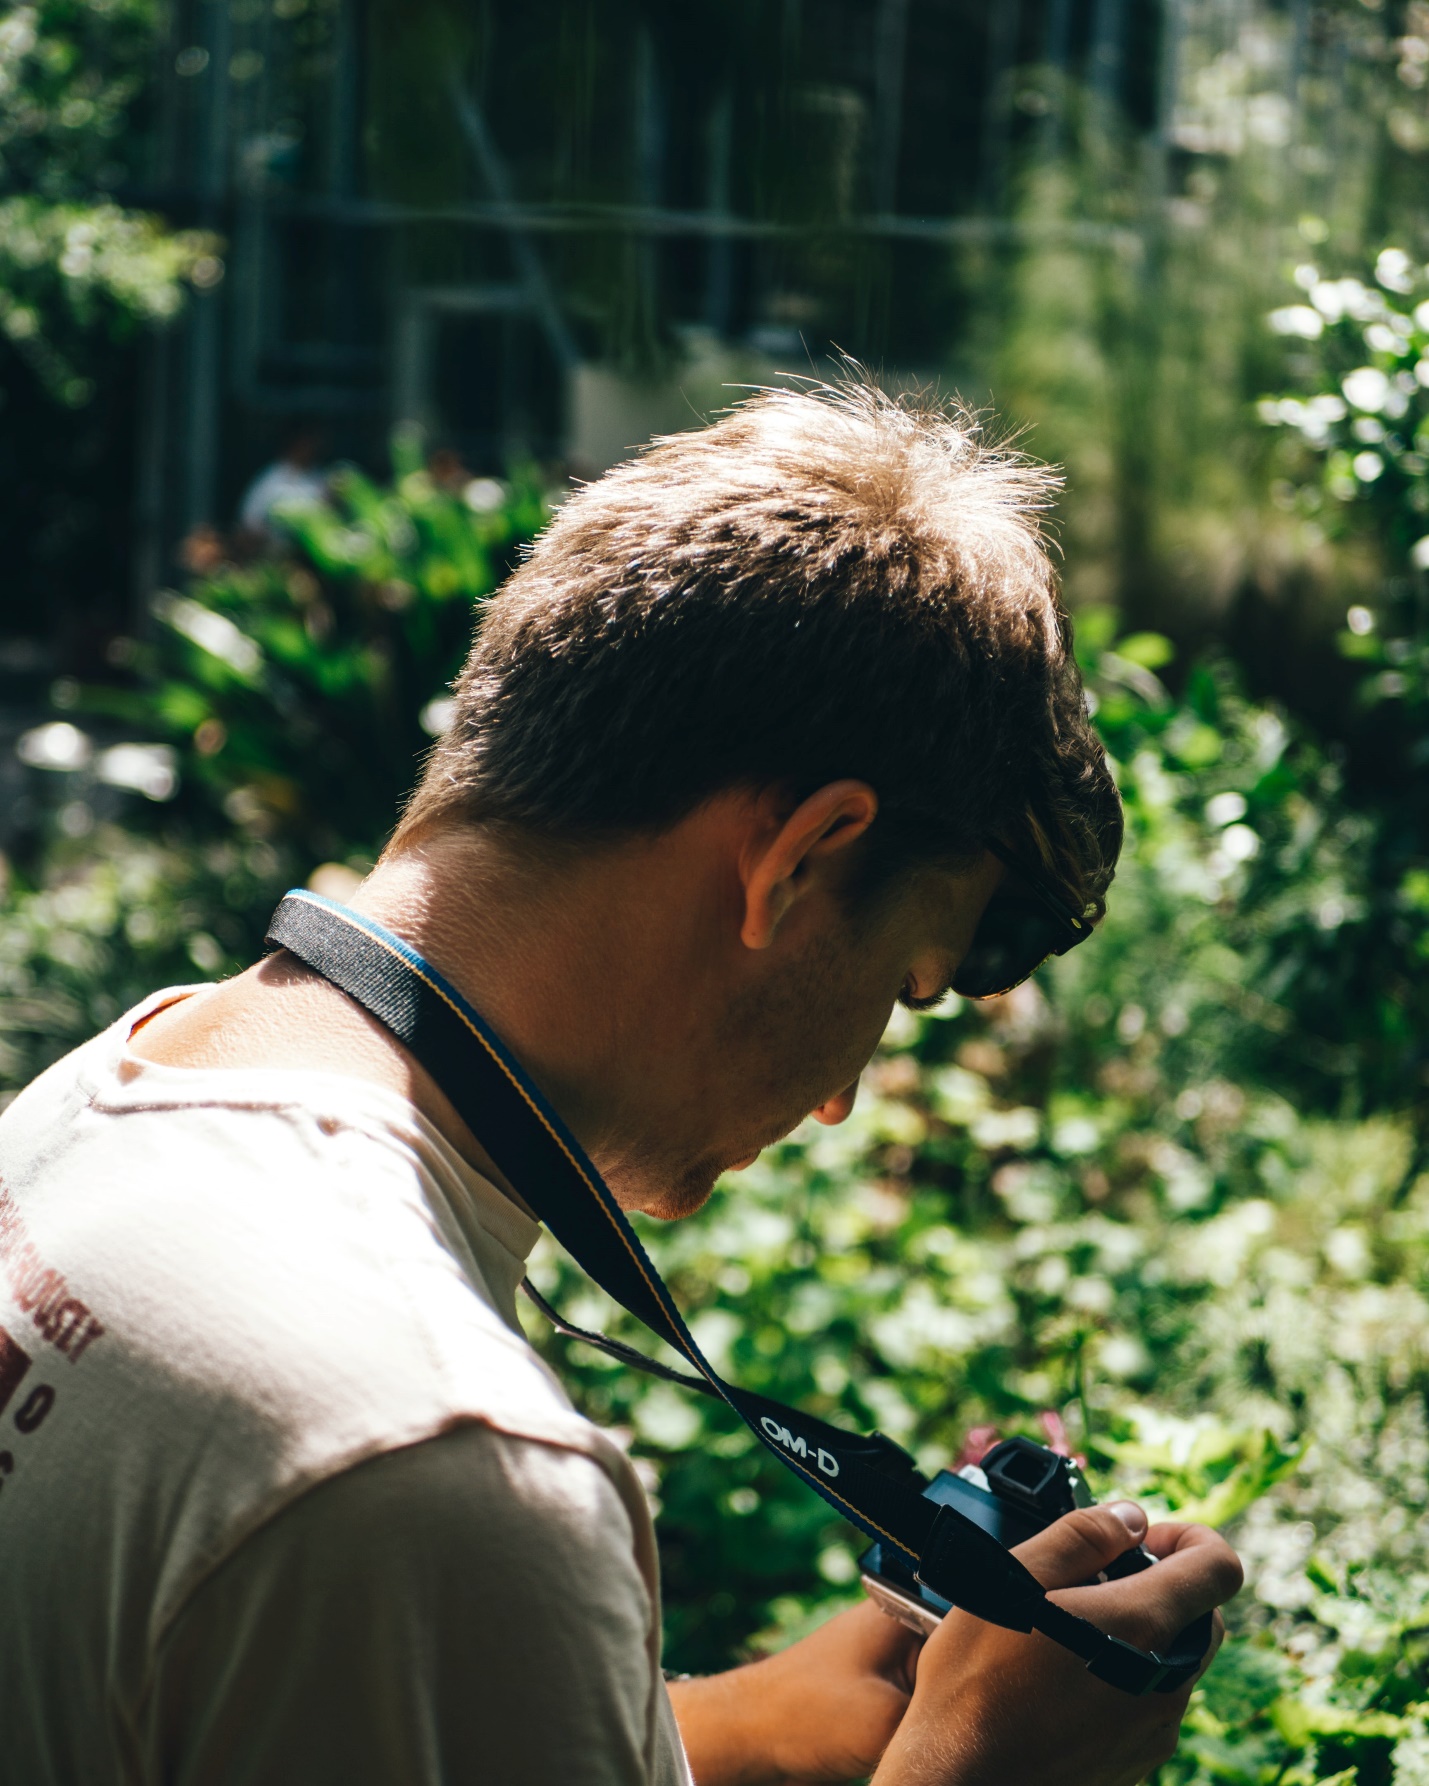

{"left": 193, "top": 1422, "right": 647, "bottom": 1601}
{"left": 0, "top": 1011, "right": 634, "bottom": 1653}
{"left": 139, "top": 1424, "right": 680, "bottom": 1786}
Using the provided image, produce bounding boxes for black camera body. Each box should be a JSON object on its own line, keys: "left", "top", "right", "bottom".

{"left": 860, "top": 1436, "right": 1154, "bottom": 1637}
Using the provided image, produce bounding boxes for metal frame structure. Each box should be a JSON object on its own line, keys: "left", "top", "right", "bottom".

{"left": 133, "top": 0, "right": 1301, "bottom": 608}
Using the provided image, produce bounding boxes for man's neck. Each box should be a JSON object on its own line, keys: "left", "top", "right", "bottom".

{"left": 350, "top": 826, "right": 702, "bottom": 1147}
{"left": 127, "top": 820, "right": 727, "bottom": 1206}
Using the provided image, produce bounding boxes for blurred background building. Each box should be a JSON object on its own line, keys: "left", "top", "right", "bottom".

{"left": 8, "top": 2, "right": 1422, "bottom": 662}
{"left": 143, "top": 0, "right": 1170, "bottom": 543}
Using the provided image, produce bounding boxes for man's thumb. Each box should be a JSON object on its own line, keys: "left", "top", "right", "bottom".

{"left": 1011, "top": 1503, "right": 1147, "bottom": 1591}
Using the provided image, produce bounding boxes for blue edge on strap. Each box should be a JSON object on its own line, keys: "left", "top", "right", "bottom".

{"left": 264, "top": 890, "right": 1210, "bottom": 1697}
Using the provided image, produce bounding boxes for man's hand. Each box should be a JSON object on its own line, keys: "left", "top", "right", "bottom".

{"left": 871, "top": 1503, "right": 1244, "bottom": 1786}
{"left": 670, "top": 1503, "right": 1242, "bottom": 1786}
{"left": 668, "top": 1598, "right": 921, "bottom": 1785}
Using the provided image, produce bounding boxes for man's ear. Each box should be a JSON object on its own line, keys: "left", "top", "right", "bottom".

{"left": 740, "top": 781, "right": 879, "bottom": 950}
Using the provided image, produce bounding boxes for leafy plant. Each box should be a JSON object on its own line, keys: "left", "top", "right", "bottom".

{"left": 0, "top": 0, "right": 217, "bottom": 404}
{"left": 0, "top": 825, "right": 292, "bottom": 1091}
{"left": 1257, "top": 248, "right": 1429, "bottom": 1127}
{"left": 71, "top": 441, "right": 547, "bottom": 859}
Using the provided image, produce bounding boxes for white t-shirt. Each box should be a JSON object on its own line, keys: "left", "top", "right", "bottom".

{"left": 0, "top": 989, "right": 690, "bottom": 1786}
{"left": 237, "top": 460, "right": 328, "bottom": 535}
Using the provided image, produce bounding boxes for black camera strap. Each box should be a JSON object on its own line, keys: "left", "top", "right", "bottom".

{"left": 265, "top": 891, "right": 1209, "bottom": 1696}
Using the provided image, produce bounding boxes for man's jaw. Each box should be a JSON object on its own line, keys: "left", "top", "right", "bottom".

{"left": 715, "top": 1106, "right": 825, "bottom": 1180}
{"left": 599, "top": 1108, "right": 818, "bottom": 1220}
{"left": 608, "top": 1139, "right": 767, "bottom": 1221}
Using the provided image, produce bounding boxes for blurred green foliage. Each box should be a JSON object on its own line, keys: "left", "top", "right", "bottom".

{"left": 0, "top": 827, "right": 288, "bottom": 1083}
{"left": 80, "top": 436, "right": 545, "bottom": 858}
{"left": 0, "top": 445, "right": 543, "bottom": 1078}
{"left": 2, "top": 454, "right": 1429, "bottom": 1785}
{"left": 1257, "top": 248, "right": 1429, "bottom": 1124}
{"left": 0, "top": 0, "right": 217, "bottom": 404}
{"left": 1261, "top": 248, "right": 1429, "bottom": 769}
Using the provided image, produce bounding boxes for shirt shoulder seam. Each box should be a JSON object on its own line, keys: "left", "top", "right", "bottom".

{"left": 135, "top": 1411, "right": 643, "bottom": 1721}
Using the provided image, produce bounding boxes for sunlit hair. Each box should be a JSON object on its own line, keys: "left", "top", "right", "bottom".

{"left": 393, "top": 374, "right": 1122, "bottom": 917}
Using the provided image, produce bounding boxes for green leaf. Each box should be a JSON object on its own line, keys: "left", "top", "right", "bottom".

{"left": 1305, "top": 1556, "right": 1339, "bottom": 1595}
{"left": 1166, "top": 723, "right": 1224, "bottom": 769}
{"left": 1073, "top": 605, "right": 1119, "bottom": 664}
{"left": 1115, "top": 631, "right": 1176, "bottom": 670}
{"left": 1270, "top": 1699, "right": 1406, "bottom": 1746}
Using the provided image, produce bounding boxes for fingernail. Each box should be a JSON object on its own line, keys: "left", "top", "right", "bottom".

{"left": 1109, "top": 1501, "right": 1148, "bottom": 1539}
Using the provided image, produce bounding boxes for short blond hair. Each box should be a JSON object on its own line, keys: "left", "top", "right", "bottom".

{"left": 395, "top": 376, "right": 1120, "bottom": 914}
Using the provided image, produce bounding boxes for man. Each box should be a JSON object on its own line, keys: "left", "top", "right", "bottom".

{"left": 235, "top": 423, "right": 329, "bottom": 547}
{"left": 0, "top": 380, "right": 1241, "bottom": 1784}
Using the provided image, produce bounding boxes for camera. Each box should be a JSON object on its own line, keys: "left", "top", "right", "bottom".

{"left": 860, "top": 1436, "right": 1154, "bottom": 1637}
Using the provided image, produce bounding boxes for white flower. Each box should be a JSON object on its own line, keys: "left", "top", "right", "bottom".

{"left": 1343, "top": 366, "right": 1393, "bottom": 411}
{"left": 15, "top": 721, "right": 91, "bottom": 771}
{"left": 464, "top": 477, "right": 506, "bottom": 512}
{"left": 418, "top": 695, "right": 457, "bottom": 736}
{"left": 1268, "top": 305, "right": 1324, "bottom": 339}
{"left": 96, "top": 744, "right": 178, "bottom": 802}
{"left": 1221, "top": 823, "right": 1261, "bottom": 863}
{"left": 1392, "top": 1714, "right": 1429, "bottom": 1784}
{"left": 1376, "top": 247, "right": 1417, "bottom": 294}
{"left": 1206, "top": 791, "right": 1248, "bottom": 826}
{"left": 1313, "top": 278, "right": 1382, "bottom": 323}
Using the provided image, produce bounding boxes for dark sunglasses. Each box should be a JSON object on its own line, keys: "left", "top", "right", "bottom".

{"left": 950, "top": 839, "right": 1095, "bottom": 1000}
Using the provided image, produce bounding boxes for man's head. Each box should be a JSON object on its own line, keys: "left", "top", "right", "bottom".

{"left": 385, "top": 377, "right": 1121, "bottom": 1214}
{"left": 280, "top": 424, "right": 324, "bottom": 469}
{"left": 396, "top": 378, "right": 1117, "bottom": 902}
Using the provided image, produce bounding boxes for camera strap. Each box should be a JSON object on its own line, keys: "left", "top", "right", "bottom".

{"left": 265, "top": 890, "right": 1209, "bottom": 1696}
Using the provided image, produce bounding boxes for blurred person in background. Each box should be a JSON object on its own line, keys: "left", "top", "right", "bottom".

{"left": 176, "top": 521, "right": 228, "bottom": 578}
{"left": 426, "top": 444, "right": 474, "bottom": 492}
{"left": 236, "top": 422, "right": 330, "bottom": 549}
{"left": 0, "top": 380, "right": 1241, "bottom": 1786}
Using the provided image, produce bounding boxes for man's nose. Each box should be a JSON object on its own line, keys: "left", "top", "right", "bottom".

{"left": 811, "top": 1081, "right": 859, "bottom": 1126}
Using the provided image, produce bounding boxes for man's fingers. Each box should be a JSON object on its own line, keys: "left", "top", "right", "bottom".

{"left": 1003, "top": 1506, "right": 1242, "bottom": 1669}
{"left": 1011, "top": 1504, "right": 1149, "bottom": 1591}
{"left": 1054, "top": 1527, "right": 1244, "bottom": 1655}
{"left": 1140, "top": 1520, "right": 1239, "bottom": 1565}
{"left": 1141, "top": 1522, "right": 1194, "bottom": 1560}
{"left": 1195, "top": 1610, "right": 1227, "bottom": 1679}
{"left": 1139, "top": 1524, "right": 1245, "bottom": 1608}
{"left": 842, "top": 1599, "right": 924, "bottom": 1687}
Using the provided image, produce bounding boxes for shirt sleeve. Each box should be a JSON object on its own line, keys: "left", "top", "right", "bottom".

{"left": 141, "top": 1423, "right": 689, "bottom": 1786}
